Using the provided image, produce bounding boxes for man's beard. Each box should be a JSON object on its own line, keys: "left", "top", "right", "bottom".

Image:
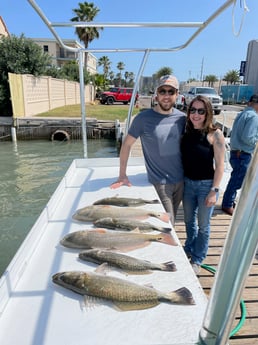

{"left": 158, "top": 101, "right": 174, "bottom": 112}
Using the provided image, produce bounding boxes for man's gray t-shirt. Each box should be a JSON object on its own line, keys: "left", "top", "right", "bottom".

{"left": 128, "top": 108, "right": 186, "bottom": 184}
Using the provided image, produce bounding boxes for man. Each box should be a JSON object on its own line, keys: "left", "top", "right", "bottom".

{"left": 222, "top": 94, "right": 258, "bottom": 215}
{"left": 111, "top": 75, "right": 186, "bottom": 225}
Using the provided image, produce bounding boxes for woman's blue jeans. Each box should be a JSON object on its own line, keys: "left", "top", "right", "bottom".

{"left": 183, "top": 177, "right": 217, "bottom": 265}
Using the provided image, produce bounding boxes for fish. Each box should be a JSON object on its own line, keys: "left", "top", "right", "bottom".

{"left": 52, "top": 270, "right": 195, "bottom": 311}
{"left": 72, "top": 205, "right": 170, "bottom": 223}
{"left": 78, "top": 249, "right": 177, "bottom": 274}
{"left": 93, "top": 217, "right": 171, "bottom": 233}
{"left": 60, "top": 229, "right": 178, "bottom": 251}
{"left": 93, "top": 196, "right": 160, "bottom": 207}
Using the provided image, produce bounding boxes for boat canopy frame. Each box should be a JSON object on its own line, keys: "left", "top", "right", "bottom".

{"left": 28, "top": 0, "right": 237, "bottom": 158}
{"left": 27, "top": 2, "right": 258, "bottom": 345}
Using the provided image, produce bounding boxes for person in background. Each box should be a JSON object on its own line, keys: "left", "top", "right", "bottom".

{"left": 181, "top": 95, "right": 225, "bottom": 275}
{"left": 110, "top": 75, "right": 186, "bottom": 225}
{"left": 222, "top": 94, "right": 258, "bottom": 215}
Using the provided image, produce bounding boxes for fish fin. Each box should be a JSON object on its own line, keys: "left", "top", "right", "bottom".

{"left": 124, "top": 270, "right": 152, "bottom": 275}
{"left": 157, "top": 233, "right": 178, "bottom": 246}
{"left": 161, "top": 261, "right": 177, "bottom": 272}
{"left": 88, "top": 228, "right": 107, "bottom": 234}
{"left": 113, "top": 300, "right": 159, "bottom": 311}
{"left": 131, "top": 227, "right": 141, "bottom": 233}
{"left": 117, "top": 241, "right": 151, "bottom": 252}
{"left": 94, "top": 263, "right": 109, "bottom": 274}
{"left": 165, "top": 287, "right": 196, "bottom": 305}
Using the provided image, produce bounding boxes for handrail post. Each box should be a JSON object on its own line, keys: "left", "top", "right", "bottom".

{"left": 78, "top": 50, "right": 87, "bottom": 158}
{"left": 199, "top": 146, "right": 258, "bottom": 345}
{"left": 125, "top": 50, "right": 150, "bottom": 136}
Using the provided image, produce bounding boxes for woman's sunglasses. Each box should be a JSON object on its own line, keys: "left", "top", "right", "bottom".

{"left": 189, "top": 107, "right": 206, "bottom": 115}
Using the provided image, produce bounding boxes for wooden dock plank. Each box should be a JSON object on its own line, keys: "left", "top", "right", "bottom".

{"left": 175, "top": 199, "right": 258, "bottom": 345}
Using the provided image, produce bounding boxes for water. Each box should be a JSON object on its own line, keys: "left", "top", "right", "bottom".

{"left": 0, "top": 139, "right": 118, "bottom": 277}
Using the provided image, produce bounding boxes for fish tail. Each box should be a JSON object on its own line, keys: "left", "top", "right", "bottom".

{"left": 158, "top": 233, "right": 178, "bottom": 246}
{"left": 159, "top": 227, "right": 171, "bottom": 233}
{"left": 155, "top": 212, "right": 170, "bottom": 223}
{"left": 161, "top": 261, "right": 177, "bottom": 272}
{"left": 148, "top": 199, "right": 160, "bottom": 204}
{"left": 165, "top": 287, "right": 195, "bottom": 305}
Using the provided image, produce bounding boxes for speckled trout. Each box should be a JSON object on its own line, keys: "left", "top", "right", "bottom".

{"left": 72, "top": 205, "right": 170, "bottom": 223}
{"left": 93, "top": 196, "right": 160, "bottom": 207}
{"left": 79, "top": 249, "right": 177, "bottom": 274}
{"left": 52, "top": 271, "right": 195, "bottom": 311}
{"left": 60, "top": 229, "right": 178, "bottom": 251}
{"left": 93, "top": 217, "right": 171, "bottom": 233}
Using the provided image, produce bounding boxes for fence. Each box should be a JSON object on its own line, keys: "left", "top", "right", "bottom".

{"left": 8, "top": 73, "right": 94, "bottom": 118}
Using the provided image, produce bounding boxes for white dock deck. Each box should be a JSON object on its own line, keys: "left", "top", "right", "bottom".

{"left": 0, "top": 157, "right": 207, "bottom": 345}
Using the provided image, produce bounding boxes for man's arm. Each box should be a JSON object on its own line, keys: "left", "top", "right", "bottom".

{"left": 110, "top": 134, "right": 137, "bottom": 189}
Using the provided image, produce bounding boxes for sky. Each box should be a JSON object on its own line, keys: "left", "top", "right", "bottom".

{"left": 1, "top": 0, "right": 258, "bottom": 82}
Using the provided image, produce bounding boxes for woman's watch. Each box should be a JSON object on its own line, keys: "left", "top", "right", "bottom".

{"left": 211, "top": 187, "right": 219, "bottom": 192}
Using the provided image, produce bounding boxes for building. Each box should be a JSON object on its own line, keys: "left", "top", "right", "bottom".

{"left": 244, "top": 39, "right": 258, "bottom": 93}
{"left": 0, "top": 16, "right": 9, "bottom": 38}
{"left": 30, "top": 38, "right": 97, "bottom": 74}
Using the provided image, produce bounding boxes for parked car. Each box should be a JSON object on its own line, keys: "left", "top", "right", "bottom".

{"left": 99, "top": 87, "right": 138, "bottom": 105}
{"left": 184, "top": 86, "right": 223, "bottom": 115}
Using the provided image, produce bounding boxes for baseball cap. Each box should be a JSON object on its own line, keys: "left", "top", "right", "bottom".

{"left": 156, "top": 75, "right": 179, "bottom": 91}
{"left": 249, "top": 94, "right": 258, "bottom": 103}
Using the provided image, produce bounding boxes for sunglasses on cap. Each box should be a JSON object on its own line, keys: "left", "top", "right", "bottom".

{"left": 189, "top": 107, "right": 206, "bottom": 115}
{"left": 158, "top": 88, "right": 176, "bottom": 96}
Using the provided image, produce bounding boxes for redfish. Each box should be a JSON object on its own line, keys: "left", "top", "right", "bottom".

{"left": 52, "top": 271, "right": 195, "bottom": 311}
{"left": 72, "top": 205, "right": 170, "bottom": 223}
{"left": 93, "top": 196, "right": 160, "bottom": 207}
{"left": 93, "top": 217, "right": 171, "bottom": 233}
{"left": 60, "top": 229, "right": 178, "bottom": 251}
{"left": 79, "top": 249, "right": 177, "bottom": 274}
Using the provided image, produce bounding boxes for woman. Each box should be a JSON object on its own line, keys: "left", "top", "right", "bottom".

{"left": 181, "top": 95, "right": 225, "bottom": 275}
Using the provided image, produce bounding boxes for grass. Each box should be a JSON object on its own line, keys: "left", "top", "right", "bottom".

{"left": 35, "top": 102, "right": 140, "bottom": 122}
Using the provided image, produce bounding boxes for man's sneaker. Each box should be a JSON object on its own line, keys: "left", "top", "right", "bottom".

{"left": 191, "top": 263, "right": 200, "bottom": 275}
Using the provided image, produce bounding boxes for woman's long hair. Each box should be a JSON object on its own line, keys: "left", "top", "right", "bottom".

{"left": 186, "top": 95, "right": 217, "bottom": 134}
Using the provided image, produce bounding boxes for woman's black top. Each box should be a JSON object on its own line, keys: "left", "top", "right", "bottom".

{"left": 181, "top": 129, "right": 214, "bottom": 180}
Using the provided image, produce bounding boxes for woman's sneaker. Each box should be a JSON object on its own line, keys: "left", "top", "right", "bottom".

{"left": 191, "top": 263, "right": 200, "bottom": 275}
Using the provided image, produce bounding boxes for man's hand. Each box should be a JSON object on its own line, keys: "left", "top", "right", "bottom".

{"left": 110, "top": 177, "right": 132, "bottom": 189}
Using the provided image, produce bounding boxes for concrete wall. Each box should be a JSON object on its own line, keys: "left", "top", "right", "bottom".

{"left": 8, "top": 73, "right": 94, "bottom": 118}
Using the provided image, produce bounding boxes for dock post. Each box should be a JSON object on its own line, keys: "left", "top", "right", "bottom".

{"left": 11, "top": 126, "right": 17, "bottom": 142}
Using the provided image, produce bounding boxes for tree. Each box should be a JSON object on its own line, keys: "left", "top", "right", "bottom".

{"left": 124, "top": 71, "right": 129, "bottom": 87}
{"left": 203, "top": 74, "right": 218, "bottom": 87}
{"left": 155, "top": 66, "right": 173, "bottom": 80}
{"left": 98, "top": 56, "right": 111, "bottom": 87}
{"left": 117, "top": 61, "right": 125, "bottom": 86}
{"left": 223, "top": 70, "right": 240, "bottom": 85}
{"left": 0, "top": 34, "right": 51, "bottom": 116}
{"left": 71, "top": 1, "right": 103, "bottom": 67}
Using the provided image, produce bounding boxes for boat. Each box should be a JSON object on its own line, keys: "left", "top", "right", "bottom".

{"left": 0, "top": 1, "right": 257, "bottom": 344}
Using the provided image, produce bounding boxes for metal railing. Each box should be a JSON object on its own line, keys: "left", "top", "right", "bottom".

{"left": 26, "top": 2, "right": 258, "bottom": 345}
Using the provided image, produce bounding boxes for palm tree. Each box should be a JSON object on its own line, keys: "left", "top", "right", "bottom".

{"left": 117, "top": 61, "right": 125, "bottom": 86}
{"left": 204, "top": 74, "right": 218, "bottom": 87}
{"left": 223, "top": 70, "right": 240, "bottom": 85}
{"left": 124, "top": 71, "right": 129, "bottom": 86}
{"left": 71, "top": 2, "right": 103, "bottom": 70}
{"left": 98, "top": 56, "right": 111, "bottom": 84}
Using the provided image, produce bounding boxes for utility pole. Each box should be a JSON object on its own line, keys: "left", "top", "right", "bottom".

{"left": 200, "top": 57, "right": 204, "bottom": 82}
